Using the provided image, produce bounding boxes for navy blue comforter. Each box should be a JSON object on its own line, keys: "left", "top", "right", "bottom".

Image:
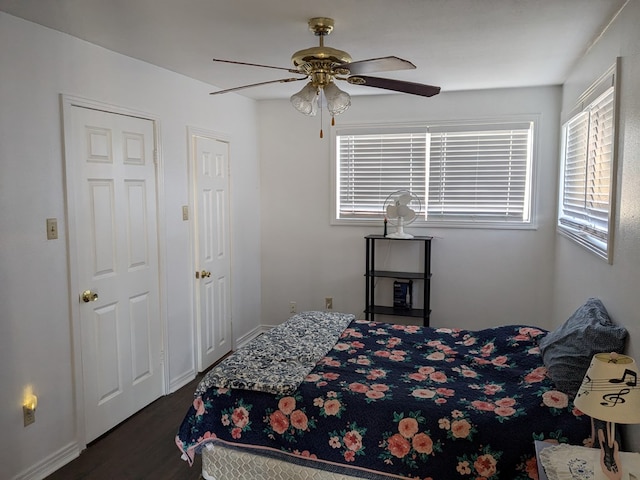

{"left": 176, "top": 320, "right": 591, "bottom": 479}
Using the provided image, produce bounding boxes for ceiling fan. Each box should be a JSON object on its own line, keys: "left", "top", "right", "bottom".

{"left": 209, "top": 17, "right": 440, "bottom": 124}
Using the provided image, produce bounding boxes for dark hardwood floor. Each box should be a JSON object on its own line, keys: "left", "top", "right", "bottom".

{"left": 45, "top": 375, "right": 203, "bottom": 480}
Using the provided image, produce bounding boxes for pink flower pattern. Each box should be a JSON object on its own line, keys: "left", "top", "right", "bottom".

{"left": 177, "top": 321, "right": 589, "bottom": 479}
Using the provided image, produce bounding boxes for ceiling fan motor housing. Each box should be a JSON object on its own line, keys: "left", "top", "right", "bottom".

{"left": 291, "top": 17, "right": 353, "bottom": 87}
{"left": 291, "top": 47, "right": 352, "bottom": 67}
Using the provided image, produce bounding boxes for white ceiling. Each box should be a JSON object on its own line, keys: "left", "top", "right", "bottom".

{"left": 0, "top": 0, "right": 627, "bottom": 100}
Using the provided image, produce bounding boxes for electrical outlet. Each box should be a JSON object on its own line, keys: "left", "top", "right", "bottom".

{"left": 23, "top": 406, "right": 35, "bottom": 426}
{"left": 289, "top": 301, "right": 297, "bottom": 314}
{"left": 325, "top": 297, "right": 333, "bottom": 310}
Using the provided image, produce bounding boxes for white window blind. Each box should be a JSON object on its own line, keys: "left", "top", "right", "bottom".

{"left": 427, "top": 123, "right": 533, "bottom": 223}
{"left": 558, "top": 80, "right": 616, "bottom": 261}
{"left": 334, "top": 120, "right": 535, "bottom": 227}
{"left": 337, "top": 131, "right": 427, "bottom": 219}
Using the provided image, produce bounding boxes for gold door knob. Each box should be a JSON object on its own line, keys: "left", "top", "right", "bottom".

{"left": 196, "top": 270, "right": 211, "bottom": 279}
{"left": 81, "top": 290, "right": 99, "bottom": 303}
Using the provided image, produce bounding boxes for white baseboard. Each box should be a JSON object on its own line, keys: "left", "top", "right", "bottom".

{"left": 169, "top": 369, "right": 197, "bottom": 393}
{"left": 235, "top": 324, "right": 275, "bottom": 349}
{"left": 13, "top": 441, "right": 80, "bottom": 480}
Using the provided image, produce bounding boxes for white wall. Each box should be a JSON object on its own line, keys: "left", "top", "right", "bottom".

{"left": 551, "top": 0, "right": 640, "bottom": 451}
{"left": 0, "top": 13, "right": 261, "bottom": 479}
{"left": 257, "top": 86, "right": 562, "bottom": 329}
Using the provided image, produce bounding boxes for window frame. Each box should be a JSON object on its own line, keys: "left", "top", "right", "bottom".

{"left": 330, "top": 116, "right": 538, "bottom": 229}
{"left": 557, "top": 62, "right": 619, "bottom": 263}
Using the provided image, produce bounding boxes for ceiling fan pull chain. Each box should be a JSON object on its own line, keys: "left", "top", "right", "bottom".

{"left": 319, "top": 94, "right": 324, "bottom": 138}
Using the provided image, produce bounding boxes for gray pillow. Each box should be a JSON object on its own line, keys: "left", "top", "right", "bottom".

{"left": 539, "top": 298, "right": 628, "bottom": 397}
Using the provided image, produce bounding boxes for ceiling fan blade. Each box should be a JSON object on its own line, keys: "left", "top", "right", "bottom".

{"left": 339, "top": 56, "right": 416, "bottom": 75}
{"left": 349, "top": 75, "right": 441, "bottom": 97}
{"left": 209, "top": 77, "right": 307, "bottom": 96}
{"left": 212, "top": 58, "right": 299, "bottom": 74}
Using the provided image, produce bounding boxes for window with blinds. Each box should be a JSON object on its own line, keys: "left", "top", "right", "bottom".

{"left": 427, "top": 123, "right": 533, "bottom": 223}
{"left": 558, "top": 63, "right": 617, "bottom": 262}
{"left": 336, "top": 130, "right": 427, "bottom": 219}
{"left": 333, "top": 120, "right": 535, "bottom": 227}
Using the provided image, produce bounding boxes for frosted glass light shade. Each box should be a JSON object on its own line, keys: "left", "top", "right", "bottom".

{"left": 574, "top": 352, "right": 640, "bottom": 424}
{"left": 323, "top": 81, "right": 351, "bottom": 116}
{"left": 290, "top": 82, "right": 319, "bottom": 116}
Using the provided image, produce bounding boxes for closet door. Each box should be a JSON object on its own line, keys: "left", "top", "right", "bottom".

{"left": 193, "top": 133, "right": 232, "bottom": 371}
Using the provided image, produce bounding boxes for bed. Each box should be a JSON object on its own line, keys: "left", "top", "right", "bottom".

{"left": 176, "top": 311, "right": 598, "bottom": 480}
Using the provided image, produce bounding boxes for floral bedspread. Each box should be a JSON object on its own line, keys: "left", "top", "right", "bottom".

{"left": 176, "top": 320, "right": 592, "bottom": 480}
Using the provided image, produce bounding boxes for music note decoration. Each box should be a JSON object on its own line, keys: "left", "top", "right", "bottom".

{"left": 577, "top": 368, "right": 638, "bottom": 407}
{"left": 574, "top": 353, "right": 640, "bottom": 424}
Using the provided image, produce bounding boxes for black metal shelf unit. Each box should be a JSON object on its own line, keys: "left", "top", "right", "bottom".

{"left": 364, "top": 234, "right": 432, "bottom": 326}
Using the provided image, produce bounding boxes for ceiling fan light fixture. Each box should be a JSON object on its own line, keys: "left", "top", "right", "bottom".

{"left": 290, "top": 82, "right": 319, "bottom": 116}
{"left": 323, "top": 81, "right": 351, "bottom": 116}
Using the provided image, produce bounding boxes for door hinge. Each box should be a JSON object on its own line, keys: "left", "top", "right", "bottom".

{"left": 153, "top": 149, "right": 158, "bottom": 165}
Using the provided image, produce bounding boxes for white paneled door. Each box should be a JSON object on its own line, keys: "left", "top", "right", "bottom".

{"left": 66, "top": 105, "right": 163, "bottom": 443}
{"left": 192, "top": 133, "right": 232, "bottom": 371}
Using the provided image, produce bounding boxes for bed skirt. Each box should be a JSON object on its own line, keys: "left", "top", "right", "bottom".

{"left": 201, "top": 444, "right": 367, "bottom": 480}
